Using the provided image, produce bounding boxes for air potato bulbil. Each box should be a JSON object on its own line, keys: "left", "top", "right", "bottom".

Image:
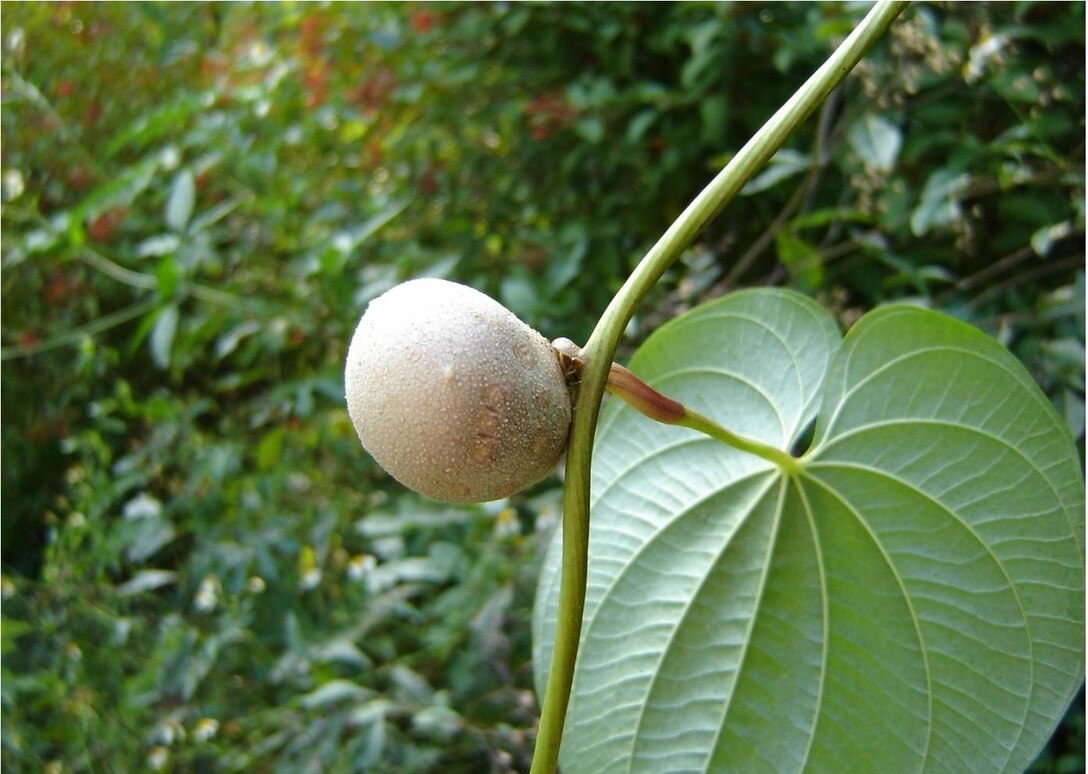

{"left": 345, "top": 278, "right": 572, "bottom": 503}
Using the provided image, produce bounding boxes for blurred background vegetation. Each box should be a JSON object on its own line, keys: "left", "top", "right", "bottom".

{"left": 1, "top": 3, "right": 1083, "bottom": 772}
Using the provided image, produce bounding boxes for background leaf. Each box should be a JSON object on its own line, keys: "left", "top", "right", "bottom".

{"left": 848, "top": 113, "right": 902, "bottom": 172}
{"left": 534, "top": 290, "right": 1084, "bottom": 773}
{"left": 911, "top": 169, "right": 970, "bottom": 237}
{"left": 148, "top": 304, "right": 179, "bottom": 370}
{"left": 165, "top": 169, "right": 195, "bottom": 232}
{"left": 740, "top": 148, "right": 812, "bottom": 195}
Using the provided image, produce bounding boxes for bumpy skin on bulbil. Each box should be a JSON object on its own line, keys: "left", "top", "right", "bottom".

{"left": 345, "top": 278, "right": 572, "bottom": 503}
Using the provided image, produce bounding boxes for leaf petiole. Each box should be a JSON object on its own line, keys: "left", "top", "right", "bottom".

{"left": 606, "top": 362, "right": 799, "bottom": 473}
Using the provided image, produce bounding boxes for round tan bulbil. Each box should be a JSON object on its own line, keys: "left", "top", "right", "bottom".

{"left": 345, "top": 278, "right": 571, "bottom": 503}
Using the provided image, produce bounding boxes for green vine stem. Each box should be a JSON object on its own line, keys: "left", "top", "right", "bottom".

{"left": 530, "top": 3, "right": 909, "bottom": 773}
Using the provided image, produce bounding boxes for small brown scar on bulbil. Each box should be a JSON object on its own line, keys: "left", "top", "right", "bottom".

{"left": 530, "top": 425, "right": 552, "bottom": 457}
{"left": 513, "top": 339, "right": 535, "bottom": 368}
{"left": 473, "top": 384, "right": 505, "bottom": 464}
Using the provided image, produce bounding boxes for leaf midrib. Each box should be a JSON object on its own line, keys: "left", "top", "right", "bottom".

{"left": 796, "top": 469, "right": 934, "bottom": 774}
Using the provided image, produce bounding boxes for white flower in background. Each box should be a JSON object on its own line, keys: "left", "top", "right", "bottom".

{"left": 347, "top": 554, "right": 376, "bottom": 582}
{"left": 2, "top": 576, "right": 16, "bottom": 600}
{"left": 194, "top": 575, "right": 220, "bottom": 613}
{"left": 123, "top": 493, "right": 162, "bottom": 521}
{"left": 494, "top": 507, "right": 520, "bottom": 539}
{"left": 3, "top": 169, "right": 25, "bottom": 201}
{"left": 66, "top": 512, "right": 86, "bottom": 529}
{"left": 147, "top": 746, "right": 169, "bottom": 771}
{"left": 6, "top": 27, "right": 25, "bottom": 55}
{"left": 299, "top": 567, "right": 322, "bottom": 590}
{"left": 155, "top": 718, "right": 185, "bottom": 746}
{"left": 246, "top": 39, "right": 273, "bottom": 67}
{"left": 964, "top": 32, "right": 1007, "bottom": 85}
{"left": 159, "top": 145, "right": 180, "bottom": 171}
{"left": 193, "top": 717, "right": 219, "bottom": 742}
{"left": 246, "top": 576, "right": 266, "bottom": 594}
{"left": 535, "top": 505, "right": 557, "bottom": 534}
{"left": 298, "top": 545, "right": 321, "bottom": 590}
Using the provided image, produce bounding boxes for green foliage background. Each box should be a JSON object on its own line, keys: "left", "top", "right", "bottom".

{"left": 1, "top": 3, "right": 1082, "bottom": 772}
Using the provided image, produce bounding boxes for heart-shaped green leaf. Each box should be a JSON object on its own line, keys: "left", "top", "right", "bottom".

{"left": 534, "top": 289, "right": 1084, "bottom": 773}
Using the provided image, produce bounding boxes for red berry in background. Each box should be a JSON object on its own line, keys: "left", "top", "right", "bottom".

{"left": 81, "top": 100, "right": 102, "bottom": 127}
{"left": 44, "top": 270, "right": 85, "bottom": 304}
{"left": 525, "top": 92, "right": 578, "bottom": 141}
{"left": 300, "top": 14, "right": 325, "bottom": 58}
{"left": 304, "top": 64, "right": 328, "bottom": 108}
{"left": 365, "top": 139, "right": 383, "bottom": 168}
{"left": 410, "top": 11, "right": 435, "bottom": 34}
{"left": 88, "top": 207, "right": 126, "bottom": 243}
{"left": 419, "top": 167, "right": 439, "bottom": 197}
{"left": 67, "top": 166, "right": 94, "bottom": 190}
